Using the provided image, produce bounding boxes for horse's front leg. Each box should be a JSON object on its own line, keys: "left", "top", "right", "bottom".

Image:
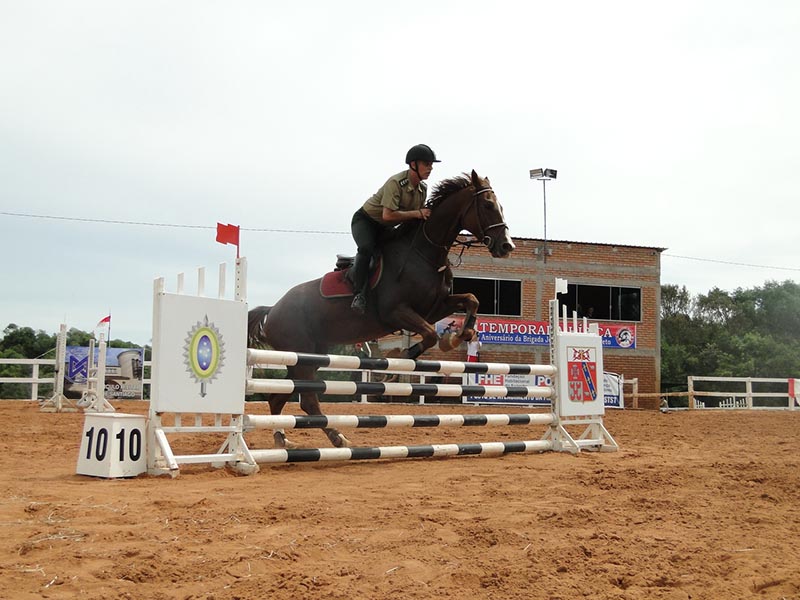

{"left": 384, "top": 304, "right": 440, "bottom": 360}
{"left": 435, "top": 293, "right": 479, "bottom": 352}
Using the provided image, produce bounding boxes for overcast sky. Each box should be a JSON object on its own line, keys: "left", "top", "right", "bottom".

{"left": 2, "top": 1, "right": 799, "bottom": 347}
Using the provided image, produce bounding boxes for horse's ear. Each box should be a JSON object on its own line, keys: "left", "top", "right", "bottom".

{"left": 471, "top": 170, "right": 481, "bottom": 187}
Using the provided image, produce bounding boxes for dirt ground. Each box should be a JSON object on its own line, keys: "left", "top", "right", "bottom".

{"left": 1, "top": 400, "right": 799, "bottom": 600}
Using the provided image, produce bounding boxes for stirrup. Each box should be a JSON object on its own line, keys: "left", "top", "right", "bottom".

{"left": 351, "top": 293, "right": 366, "bottom": 314}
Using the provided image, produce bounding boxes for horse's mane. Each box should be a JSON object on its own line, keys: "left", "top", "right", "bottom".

{"left": 427, "top": 173, "right": 472, "bottom": 209}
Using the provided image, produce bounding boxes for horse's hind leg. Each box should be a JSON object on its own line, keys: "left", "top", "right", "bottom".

{"left": 298, "top": 391, "right": 351, "bottom": 448}
{"left": 290, "top": 364, "right": 350, "bottom": 448}
{"left": 268, "top": 393, "right": 296, "bottom": 449}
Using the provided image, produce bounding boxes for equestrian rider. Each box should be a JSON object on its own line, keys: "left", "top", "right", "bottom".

{"left": 350, "top": 144, "right": 441, "bottom": 314}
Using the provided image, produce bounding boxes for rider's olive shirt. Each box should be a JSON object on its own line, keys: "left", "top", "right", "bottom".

{"left": 361, "top": 170, "right": 427, "bottom": 225}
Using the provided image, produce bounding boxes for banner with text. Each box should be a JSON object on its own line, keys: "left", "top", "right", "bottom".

{"left": 435, "top": 316, "right": 636, "bottom": 349}
{"left": 465, "top": 371, "right": 624, "bottom": 408}
{"left": 65, "top": 346, "right": 145, "bottom": 400}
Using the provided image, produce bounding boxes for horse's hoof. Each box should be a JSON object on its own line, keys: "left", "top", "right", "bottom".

{"left": 331, "top": 433, "right": 350, "bottom": 448}
{"left": 438, "top": 332, "right": 459, "bottom": 352}
{"left": 274, "top": 432, "right": 299, "bottom": 449}
{"left": 460, "top": 328, "right": 476, "bottom": 342}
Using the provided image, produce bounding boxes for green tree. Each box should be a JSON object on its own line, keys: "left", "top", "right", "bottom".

{"left": 661, "top": 284, "right": 693, "bottom": 319}
{"left": 661, "top": 280, "right": 800, "bottom": 390}
{"left": 1, "top": 324, "right": 57, "bottom": 359}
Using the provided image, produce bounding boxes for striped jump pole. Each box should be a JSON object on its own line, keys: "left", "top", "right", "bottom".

{"left": 246, "top": 348, "right": 556, "bottom": 377}
{"left": 244, "top": 412, "right": 555, "bottom": 430}
{"left": 248, "top": 440, "right": 554, "bottom": 464}
{"left": 245, "top": 378, "right": 553, "bottom": 398}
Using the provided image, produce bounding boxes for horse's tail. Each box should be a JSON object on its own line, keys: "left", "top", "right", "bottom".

{"left": 247, "top": 305, "right": 272, "bottom": 346}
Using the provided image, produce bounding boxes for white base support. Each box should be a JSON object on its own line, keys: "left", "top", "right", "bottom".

{"left": 77, "top": 390, "right": 116, "bottom": 413}
{"left": 543, "top": 417, "right": 619, "bottom": 454}
{"left": 40, "top": 394, "right": 78, "bottom": 413}
{"left": 146, "top": 413, "right": 259, "bottom": 477}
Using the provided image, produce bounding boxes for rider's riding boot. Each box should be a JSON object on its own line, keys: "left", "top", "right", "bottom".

{"left": 350, "top": 253, "right": 370, "bottom": 314}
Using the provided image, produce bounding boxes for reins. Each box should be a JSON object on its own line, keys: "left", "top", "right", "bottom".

{"left": 399, "top": 180, "right": 508, "bottom": 277}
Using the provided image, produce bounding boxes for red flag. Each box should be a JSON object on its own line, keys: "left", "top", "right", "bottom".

{"left": 216, "top": 223, "right": 240, "bottom": 246}
{"left": 96, "top": 315, "right": 111, "bottom": 327}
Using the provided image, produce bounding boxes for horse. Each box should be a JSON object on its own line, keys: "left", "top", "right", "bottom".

{"left": 247, "top": 170, "right": 515, "bottom": 448}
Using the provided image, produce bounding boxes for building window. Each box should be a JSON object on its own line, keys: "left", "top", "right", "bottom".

{"left": 452, "top": 277, "right": 522, "bottom": 316}
{"left": 558, "top": 283, "right": 641, "bottom": 321}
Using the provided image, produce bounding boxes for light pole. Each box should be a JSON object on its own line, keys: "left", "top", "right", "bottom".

{"left": 529, "top": 168, "right": 557, "bottom": 262}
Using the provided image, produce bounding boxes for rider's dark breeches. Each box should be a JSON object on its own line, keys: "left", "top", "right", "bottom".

{"left": 351, "top": 209, "right": 384, "bottom": 293}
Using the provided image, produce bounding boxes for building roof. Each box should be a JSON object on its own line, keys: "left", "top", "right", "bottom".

{"left": 510, "top": 235, "right": 667, "bottom": 252}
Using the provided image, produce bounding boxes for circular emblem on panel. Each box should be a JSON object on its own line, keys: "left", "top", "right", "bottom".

{"left": 183, "top": 315, "right": 226, "bottom": 397}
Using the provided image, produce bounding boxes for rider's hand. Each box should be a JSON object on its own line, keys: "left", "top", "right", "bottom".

{"left": 418, "top": 208, "right": 431, "bottom": 220}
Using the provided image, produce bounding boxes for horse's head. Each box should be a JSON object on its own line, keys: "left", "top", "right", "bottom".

{"left": 462, "top": 170, "right": 516, "bottom": 258}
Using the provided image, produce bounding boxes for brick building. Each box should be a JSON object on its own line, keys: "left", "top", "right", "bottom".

{"left": 420, "top": 236, "right": 664, "bottom": 409}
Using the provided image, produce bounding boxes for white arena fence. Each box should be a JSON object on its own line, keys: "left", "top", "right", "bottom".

{"left": 687, "top": 376, "right": 800, "bottom": 410}
{"left": 0, "top": 357, "right": 59, "bottom": 401}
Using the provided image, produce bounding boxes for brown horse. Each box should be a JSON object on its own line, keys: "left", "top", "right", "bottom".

{"left": 247, "top": 170, "right": 515, "bottom": 448}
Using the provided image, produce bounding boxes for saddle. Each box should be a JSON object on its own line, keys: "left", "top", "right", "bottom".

{"left": 319, "top": 255, "right": 383, "bottom": 299}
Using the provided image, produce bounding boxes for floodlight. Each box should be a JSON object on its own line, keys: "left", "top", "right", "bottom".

{"left": 529, "top": 167, "right": 558, "bottom": 263}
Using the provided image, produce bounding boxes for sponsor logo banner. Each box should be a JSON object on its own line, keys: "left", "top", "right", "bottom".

{"left": 466, "top": 372, "right": 624, "bottom": 408}
{"left": 65, "top": 346, "right": 145, "bottom": 400}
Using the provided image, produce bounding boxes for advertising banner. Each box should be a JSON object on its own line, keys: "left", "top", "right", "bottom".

{"left": 435, "top": 316, "right": 636, "bottom": 349}
{"left": 603, "top": 372, "right": 623, "bottom": 408}
{"left": 65, "top": 346, "right": 145, "bottom": 400}
{"left": 465, "top": 372, "right": 624, "bottom": 408}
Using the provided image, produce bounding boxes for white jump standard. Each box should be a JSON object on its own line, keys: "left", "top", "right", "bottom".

{"left": 147, "top": 257, "right": 617, "bottom": 476}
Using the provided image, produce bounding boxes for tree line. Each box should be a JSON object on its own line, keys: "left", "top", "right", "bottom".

{"left": 661, "top": 280, "right": 800, "bottom": 390}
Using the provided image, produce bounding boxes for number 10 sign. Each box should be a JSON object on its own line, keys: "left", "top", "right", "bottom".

{"left": 76, "top": 413, "right": 147, "bottom": 478}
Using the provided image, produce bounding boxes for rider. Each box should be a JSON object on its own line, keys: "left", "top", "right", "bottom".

{"left": 349, "top": 144, "right": 441, "bottom": 314}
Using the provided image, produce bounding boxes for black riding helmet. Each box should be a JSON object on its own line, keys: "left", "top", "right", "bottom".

{"left": 405, "top": 144, "right": 441, "bottom": 165}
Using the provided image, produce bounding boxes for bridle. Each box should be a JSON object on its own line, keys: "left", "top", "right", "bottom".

{"left": 471, "top": 186, "right": 508, "bottom": 249}
{"left": 421, "top": 185, "right": 508, "bottom": 252}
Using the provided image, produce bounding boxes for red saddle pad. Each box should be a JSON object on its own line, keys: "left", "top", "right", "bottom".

{"left": 319, "top": 257, "right": 383, "bottom": 299}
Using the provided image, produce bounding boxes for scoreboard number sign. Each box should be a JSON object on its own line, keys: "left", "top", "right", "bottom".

{"left": 76, "top": 413, "right": 147, "bottom": 478}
